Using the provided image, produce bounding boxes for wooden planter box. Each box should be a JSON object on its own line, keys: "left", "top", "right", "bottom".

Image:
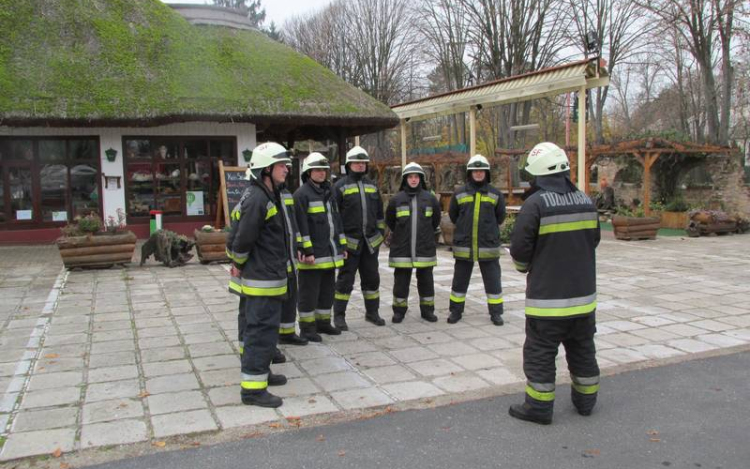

{"left": 194, "top": 230, "right": 229, "bottom": 264}
{"left": 612, "top": 216, "right": 660, "bottom": 241}
{"left": 660, "top": 211, "right": 689, "bottom": 230}
{"left": 57, "top": 232, "right": 136, "bottom": 269}
{"left": 686, "top": 211, "right": 738, "bottom": 237}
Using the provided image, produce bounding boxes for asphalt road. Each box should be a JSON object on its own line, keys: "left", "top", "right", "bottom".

{"left": 86, "top": 351, "right": 750, "bottom": 469}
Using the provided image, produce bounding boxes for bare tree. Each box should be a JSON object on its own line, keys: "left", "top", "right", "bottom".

{"left": 565, "top": 0, "right": 649, "bottom": 143}
{"left": 637, "top": 0, "right": 744, "bottom": 145}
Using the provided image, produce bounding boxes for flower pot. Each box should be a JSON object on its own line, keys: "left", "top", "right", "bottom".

{"left": 194, "top": 230, "right": 229, "bottom": 264}
{"left": 660, "top": 211, "right": 689, "bottom": 230}
{"left": 611, "top": 216, "right": 660, "bottom": 240}
{"left": 56, "top": 231, "right": 137, "bottom": 269}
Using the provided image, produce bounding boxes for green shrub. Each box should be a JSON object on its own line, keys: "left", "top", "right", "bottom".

{"left": 500, "top": 214, "right": 515, "bottom": 244}
{"left": 77, "top": 214, "right": 103, "bottom": 234}
{"left": 664, "top": 197, "right": 689, "bottom": 212}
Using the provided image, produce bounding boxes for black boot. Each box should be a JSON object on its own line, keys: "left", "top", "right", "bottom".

{"left": 241, "top": 389, "right": 283, "bottom": 408}
{"left": 333, "top": 313, "right": 348, "bottom": 331}
{"left": 571, "top": 389, "right": 597, "bottom": 416}
{"left": 490, "top": 312, "right": 504, "bottom": 326}
{"left": 508, "top": 403, "right": 553, "bottom": 425}
{"left": 316, "top": 321, "right": 341, "bottom": 335}
{"left": 278, "top": 333, "right": 309, "bottom": 346}
{"left": 365, "top": 312, "right": 385, "bottom": 326}
{"left": 421, "top": 311, "right": 438, "bottom": 322}
{"left": 268, "top": 373, "right": 287, "bottom": 386}
{"left": 300, "top": 323, "right": 322, "bottom": 342}
{"left": 392, "top": 312, "right": 405, "bottom": 323}
{"left": 447, "top": 311, "right": 462, "bottom": 324}
{"left": 271, "top": 348, "right": 286, "bottom": 364}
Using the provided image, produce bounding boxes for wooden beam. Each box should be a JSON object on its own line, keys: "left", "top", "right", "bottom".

{"left": 400, "top": 119, "right": 407, "bottom": 168}
{"left": 469, "top": 106, "right": 477, "bottom": 156}
{"left": 577, "top": 85, "right": 586, "bottom": 192}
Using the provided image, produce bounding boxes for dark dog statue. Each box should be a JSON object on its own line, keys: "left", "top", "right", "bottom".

{"left": 140, "top": 230, "right": 195, "bottom": 267}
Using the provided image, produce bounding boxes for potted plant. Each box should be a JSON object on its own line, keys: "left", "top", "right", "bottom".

{"left": 193, "top": 225, "right": 230, "bottom": 264}
{"left": 611, "top": 204, "right": 660, "bottom": 240}
{"left": 660, "top": 197, "right": 690, "bottom": 230}
{"left": 57, "top": 209, "right": 137, "bottom": 269}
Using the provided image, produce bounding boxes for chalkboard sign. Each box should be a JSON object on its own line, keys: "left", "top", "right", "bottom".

{"left": 218, "top": 161, "right": 251, "bottom": 227}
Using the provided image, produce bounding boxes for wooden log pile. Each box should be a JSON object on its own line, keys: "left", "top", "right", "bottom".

{"left": 686, "top": 210, "right": 741, "bottom": 237}
{"left": 612, "top": 216, "right": 661, "bottom": 240}
{"left": 194, "top": 230, "right": 229, "bottom": 264}
{"left": 57, "top": 232, "right": 137, "bottom": 269}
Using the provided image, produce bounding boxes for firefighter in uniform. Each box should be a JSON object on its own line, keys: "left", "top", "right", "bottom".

{"left": 333, "top": 146, "right": 386, "bottom": 329}
{"left": 447, "top": 154, "right": 507, "bottom": 325}
{"left": 229, "top": 169, "right": 288, "bottom": 365}
{"left": 225, "top": 142, "right": 296, "bottom": 408}
{"left": 508, "top": 142, "right": 600, "bottom": 424}
{"left": 386, "top": 162, "right": 442, "bottom": 323}
{"left": 294, "top": 153, "right": 347, "bottom": 341}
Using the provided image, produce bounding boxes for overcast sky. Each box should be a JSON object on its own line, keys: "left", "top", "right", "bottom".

{"left": 162, "top": 0, "right": 333, "bottom": 29}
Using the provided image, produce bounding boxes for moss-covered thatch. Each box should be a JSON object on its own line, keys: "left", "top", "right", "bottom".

{"left": 0, "top": 0, "right": 398, "bottom": 138}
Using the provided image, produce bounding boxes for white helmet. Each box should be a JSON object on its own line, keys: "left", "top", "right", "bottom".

{"left": 301, "top": 152, "right": 330, "bottom": 181}
{"left": 345, "top": 145, "right": 370, "bottom": 165}
{"left": 524, "top": 142, "right": 569, "bottom": 176}
{"left": 248, "top": 142, "right": 291, "bottom": 180}
{"left": 466, "top": 154, "right": 491, "bottom": 172}
{"left": 401, "top": 162, "right": 425, "bottom": 178}
{"left": 401, "top": 162, "right": 426, "bottom": 189}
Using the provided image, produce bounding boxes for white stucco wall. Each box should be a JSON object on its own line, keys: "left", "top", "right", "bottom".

{"left": 0, "top": 122, "right": 256, "bottom": 222}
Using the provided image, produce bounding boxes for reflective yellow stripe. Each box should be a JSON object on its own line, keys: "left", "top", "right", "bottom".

{"left": 572, "top": 383, "right": 600, "bottom": 394}
{"left": 457, "top": 196, "right": 473, "bottom": 204}
{"left": 472, "top": 193, "right": 480, "bottom": 262}
{"left": 413, "top": 260, "right": 437, "bottom": 267}
{"left": 307, "top": 206, "right": 325, "bottom": 214}
{"left": 335, "top": 292, "right": 350, "bottom": 301}
{"left": 449, "top": 293, "right": 466, "bottom": 303}
{"left": 364, "top": 187, "right": 377, "bottom": 193}
{"left": 363, "top": 291, "right": 379, "bottom": 300}
{"left": 265, "top": 206, "right": 278, "bottom": 220}
{"left": 279, "top": 327, "right": 296, "bottom": 334}
{"left": 343, "top": 187, "right": 359, "bottom": 195}
{"left": 539, "top": 220, "right": 598, "bottom": 235}
{"left": 526, "top": 385, "right": 555, "bottom": 402}
{"left": 514, "top": 260, "right": 529, "bottom": 272}
{"left": 525, "top": 301, "right": 597, "bottom": 318}
{"left": 389, "top": 261, "right": 413, "bottom": 268}
{"left": 425, "top": 209, "right": 433, "bottom": 217}
{"left": 231, "top": 210, "right": 241, "bottom": 221}
{"left": 453, "top": 250, "right": 471, "bottom": 259}
{"left": 298, "top": 261, "right": 337, "bottom": 270}
{"left": 487, "top": 297, "right": 504, "bottom": 305}
{"left": 480, "top": 195, "right": 497, "bottom": 204}
{"left": 241, "top": 381, "right": 268, "bottom": 390}
{"left": 339, "top": 238, "right": 347, "bottom": 245}
{"left": 396, "top": 211, "right": 410, "bottom": 218}
{"left": 302, "top": 240, "right": 313, "bottom": 248}
{"left": 284, "top": 198, "right": 294, "bottom": 206}
{"left": 240, "top": 285, "right": 287, "bottom": 296}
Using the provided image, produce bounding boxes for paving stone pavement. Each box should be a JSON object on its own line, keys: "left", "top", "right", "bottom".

{"left": 0, "top": 234, "right": 749, "bottom": 461}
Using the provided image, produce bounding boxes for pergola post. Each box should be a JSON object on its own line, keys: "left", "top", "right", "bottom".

{"left": 642, "top": 152, "right": 659, "bottom": 216}
{"left": 400, "top": 119, "right": 407, "bottom": 167}
{"left": 577, "top": 85, "right": 587, "bottom": 192}
{"left": 469, "top": 106, "right": 477, "bottom": 156}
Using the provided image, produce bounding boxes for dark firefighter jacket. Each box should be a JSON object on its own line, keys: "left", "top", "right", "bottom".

{"left": 293, "top": 179, "right": 346, "bottom": 270}
{"left": 333, "top": 172, "right": 385, "bottom": 253}
{"left": 225, "top": 179, "right": 300, "bottom": 297}
{"left": 386, "top": 186, "right": 442, "bottom": 269}
{"left": 509, "top": 173, "right": 600, "bottom": 319}
{"left": 449, "top": 180, "right": 506, "bottom": 261}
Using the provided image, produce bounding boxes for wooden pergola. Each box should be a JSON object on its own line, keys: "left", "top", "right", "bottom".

{"left": 575, "top": 138, "right": 732, "bottom": 215}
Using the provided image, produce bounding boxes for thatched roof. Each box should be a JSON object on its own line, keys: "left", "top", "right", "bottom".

{"left": 0, "top": 0, "right": 399, "bottom": 139}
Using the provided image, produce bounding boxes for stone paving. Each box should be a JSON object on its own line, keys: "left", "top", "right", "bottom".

{"left": 1, "top": 233, "right": 749, "bottom": 461}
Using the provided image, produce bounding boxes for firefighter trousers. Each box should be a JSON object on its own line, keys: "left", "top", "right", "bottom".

{"left": 298, "top": 269, "right": 336, "bottom": 325}
{"left": 392, "top": 267, "right": 434, "bottom": 316}
{"left": 334, "top": 246, "right": 380, "bottom": 316}
{"left": 448, "top": 259, "right": 503, "bottom": 317}
{"left": 240, "top": 295, "right": 282, "bottom": 392}
{"left": 522, "top": 314, "right": 600, "bottom": 414}
{"left": 239, "top": 276, "right": 297, "bottom": 341}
